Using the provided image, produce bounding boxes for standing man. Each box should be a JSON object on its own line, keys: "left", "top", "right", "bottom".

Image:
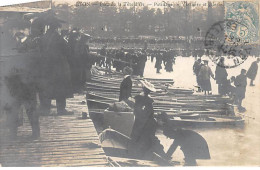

{"left": 119, "top": 66, "right": 133, "bottom": 102}
{"left": 73, "top": 33, "right": 91, "bottom": 91}
{"left": 246, "top": 58, "right": 260, "bottom": 86}
{"left": 3, "top": 17, "right": 42, "bottom": 139}
{"left": 235, "top": 69, "right": 247, "bottom": 111}
{"left": 215, "top": 57, "right": 228, "bottom": 95}
{"left": 155, "top": 52, "right": 163, "bottom": 74}
{"left": 67, "top": 29, "right": 80, "bottom": 92}
{"left": 100, "top": 45, "right": 107, "bottom": 67}
{"left": 39, "top": 16, "right": 73, "bottom": 116}
{"left": 138, "top": 50, "right": 147, "bottom": 77}
{"left": 193, "top": 58, "right": 202, "bottom": 89}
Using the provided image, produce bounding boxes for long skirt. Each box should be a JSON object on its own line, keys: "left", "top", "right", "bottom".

{"left": 200, "top": 79, "right": 212, "bottom": 91}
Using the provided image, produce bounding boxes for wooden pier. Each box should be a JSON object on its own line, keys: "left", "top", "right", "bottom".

{"left": 0, "top": 94, "right": 109, "bottom": 167}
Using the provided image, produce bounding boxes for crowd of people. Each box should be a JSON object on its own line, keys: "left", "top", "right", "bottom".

{"left": 3, "top": 14, "right": 95, "bottom": 139}
{"left": 94, "top": 47, "right": 177, "bottom": 75}
{"left": 193, "top": 57, "right": 260, "bottom": 111}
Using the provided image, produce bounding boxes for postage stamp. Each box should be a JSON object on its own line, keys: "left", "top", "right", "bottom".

{"left": 205, "top": 1, "right": 259, "bottom": 68}
{"left": 225, "top": 1, "right": 259, "bottom": 44}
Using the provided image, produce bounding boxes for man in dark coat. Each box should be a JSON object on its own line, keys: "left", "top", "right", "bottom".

{"left": 246, "top": 58, "right": 260, "bottom": 86}
{"left": 215, "top": 57, "right": 228, "bottom": 95}
{"left": 72, "top": 33, "right": 91, "bottom": 92}
{"left": 119, "top": 67, "right": 133, "bottom": 102}
{"left": 39, "top": 17, "right": 73, "bottom": 115}
{"left": 235, "top": 69, "right": 247, "bottom": 111}
{"left": 114, "top": 50, "right": 122, "bottom": 72}
{"left": 193, "top": 58, "right": 202, "bottom": 87}
{"left": 99, "top": 45, "right": 107, "bottom": 67}
{"left": 155, "top": 52, "right": 163, "bottom": 73}
{"left": 138, "top": 51, "right": 147, "bottom": 77}
{"left": 3, "top": 17, "right": 42, "bottom": 139}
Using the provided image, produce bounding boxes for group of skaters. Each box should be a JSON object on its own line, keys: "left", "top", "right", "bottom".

{"left": 95, "top": 47, "right": 147, "bottom": 77}
{"left": 95, "top": 47, "right": 177, "bottom": 76}
{"left": 152, "top": 49, "right": 176, "bottom": 73}
{"left": 193, "top": 57, "right": 260, "bottom": 111}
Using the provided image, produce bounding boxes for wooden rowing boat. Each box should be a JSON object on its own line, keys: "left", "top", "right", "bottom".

{"left": 87, "top": 99, "right": 112, "bottom": 109}
{"left": 98, "top": 128, "right": 210, "bottom": 166}
{"left": 98, "top": 129, "right": 175, "bottom": 166}
{"left": 103, "top": 110, "right": 134, "bottom": 136}
{"left": 86, "top": 92, "right": 234, "bottom": 114}
{"left": 167, "top": 115, "right": 244, "bottom": 128}
{"left": 91, "top": 75, "right": 174, "bottom": 85}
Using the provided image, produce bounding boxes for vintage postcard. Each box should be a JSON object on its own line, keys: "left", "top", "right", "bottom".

{"left": 0, "top": 0, "right": 259, "bottom": 167}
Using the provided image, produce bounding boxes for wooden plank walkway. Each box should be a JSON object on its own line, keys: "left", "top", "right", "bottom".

{"left": 0, "top": 94, "right": 109, "bottom": 167}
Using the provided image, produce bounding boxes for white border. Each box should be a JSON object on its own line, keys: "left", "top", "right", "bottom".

{"left": 0, "top": 0, "right": 44, "bottom": 7}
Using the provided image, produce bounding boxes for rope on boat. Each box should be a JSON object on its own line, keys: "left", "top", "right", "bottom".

{"left": 106, "top": 157, "right": 121, "bottom": 167}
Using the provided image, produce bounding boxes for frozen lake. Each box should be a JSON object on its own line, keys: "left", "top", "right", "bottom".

{"left": 143, "top": 56, "right": 260, "bottom": 166}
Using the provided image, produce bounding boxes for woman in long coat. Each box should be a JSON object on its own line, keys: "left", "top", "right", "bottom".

{"left": 199, "top": 60, "right": 215, "bottom": 95}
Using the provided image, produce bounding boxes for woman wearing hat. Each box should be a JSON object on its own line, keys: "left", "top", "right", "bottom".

{"left": 119, "top": 66, "right": 133, "bottom": 101}
{"left": 198, "top": 60, "right": 215, "bottom": 95}
{"left": 129, "top": 79, "right": 165, "bottom": 157}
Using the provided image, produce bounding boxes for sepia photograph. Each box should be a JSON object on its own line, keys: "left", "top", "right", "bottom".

{"left": 0, "top": 0, "right": 259, "bottom": 167}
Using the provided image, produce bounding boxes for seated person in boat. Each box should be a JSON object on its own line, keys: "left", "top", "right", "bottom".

{"left": 119, "top": 66, "right": 133, "bottom": 102}
{"left": 129, "top": 79, "right": 166, "bottom": 158}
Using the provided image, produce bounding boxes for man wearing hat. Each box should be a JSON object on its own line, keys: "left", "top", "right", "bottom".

{"left": 71, "top": 33, "right": 91, "bottom": 92}
{"left": 119, "top": 66, "right": 133, "bottom": 101}
{"left": 130, "top": 79, "right": 166, "bottom": 158}
{"left": 138, "top": 50, "right": 147, "bottom": 77}
{"left": 193, "top": 58, "right": 202, "bottom": 88}
{"left": 155, "top": 52, "right": 163, "bottom": 74}
{"left": 3, "top": 17, "right": 44, "bottom": 139}
{"left": 215, "top": 57, "right": 228, "bottom": 95}
{"left": 39, "top": 15, "right": 73, "bottom": 115}
{"left": 234, "top": 69, "right": 247, "bottom": 111}
{"left": 246, "top": 58, "right": 260, "bottom": 86}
